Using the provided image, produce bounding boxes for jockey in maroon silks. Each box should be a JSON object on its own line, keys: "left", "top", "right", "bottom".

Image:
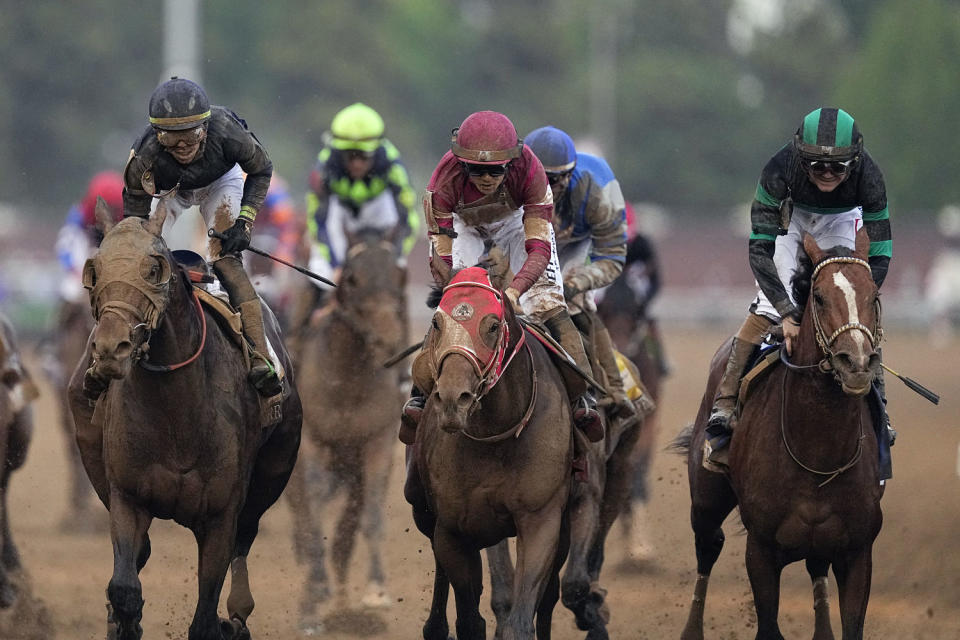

{"left": 399, "top": 110, "right": 603, "bottom": 445}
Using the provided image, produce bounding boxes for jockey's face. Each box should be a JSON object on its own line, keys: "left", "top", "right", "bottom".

{"left": 547, "top": 170, "right": 571, "bottom": 202}
{"left": 807, "top": 168, "right": 848, "bottom": 192}
{"left": 156, "top": 126, "right": 205, "bottom": 165}
{"left": 343, "top": 149, "right": 375, "bottom": 180}
{"left": 464, "top": 163, "right": 507, "bottom": 195}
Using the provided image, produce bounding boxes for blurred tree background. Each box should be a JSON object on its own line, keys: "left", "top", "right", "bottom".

{"left": 2, "top": 0, "right": 959, "bottom": 218}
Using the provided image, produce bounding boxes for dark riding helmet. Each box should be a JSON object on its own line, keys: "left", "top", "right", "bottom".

{"left": 525, "top": 126, "right": 577, "bottom": 174}
{"left": 793, "top": 107, "right": 863, "bottom": 163}
{"left": 148, "top": 77, "right": 211, "bottom": 131}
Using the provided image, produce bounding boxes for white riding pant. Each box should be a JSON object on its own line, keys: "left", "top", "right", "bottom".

{"left": 751, "top": 206, "right": 863, "bottom": 320}
{"left": 451, "top": 211, "right": 565, "bottom": 320}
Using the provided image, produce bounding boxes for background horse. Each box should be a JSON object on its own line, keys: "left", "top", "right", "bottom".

{"left": 595, "top": 277, "right": 665, "bottom": 563}
{"left": 404, "top": 264, "right": 573, "bottom": 640}
{"left": 43, "top": 297, "right": 102, "bottom": 531}
{"left": 284, "top": 227, "right": 407, "bottom": 629}
{"left": 678, "top": 229, "right": 883, "bottom": 640}
{"left": 67, "top": 200, "right": 302, "bottom": 640}
{"left": 0, "top": 314, "right": 35, "bottom": 608}
{"left": 485, "top": 309, "right": 647, "bottom": 640}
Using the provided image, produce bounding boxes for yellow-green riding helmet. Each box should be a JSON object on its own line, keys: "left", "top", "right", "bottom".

{"left": 330, "top": 103, "right": 385, "bottom": 153}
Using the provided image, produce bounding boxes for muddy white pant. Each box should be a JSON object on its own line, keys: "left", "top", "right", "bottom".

{"left": 451, "top": 211, "right": 566, "bottom": 320}
{"left": 751, "top": 206, "right": 863, "bottom": 321}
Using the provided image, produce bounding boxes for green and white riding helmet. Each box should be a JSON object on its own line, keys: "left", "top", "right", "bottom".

{"left": 793, "top": 107, "right": 863, "bottom": 165}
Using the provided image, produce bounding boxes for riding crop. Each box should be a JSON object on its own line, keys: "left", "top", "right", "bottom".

{"left": 207, "top": 228, "right": 337, "bottom": 287}
{"left": 881, "top": 363, "right": 939, "bottom": 405}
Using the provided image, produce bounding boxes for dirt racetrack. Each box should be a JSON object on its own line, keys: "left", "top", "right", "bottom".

{"left": 5, "top": 325, "right": 959, "bottom": 639}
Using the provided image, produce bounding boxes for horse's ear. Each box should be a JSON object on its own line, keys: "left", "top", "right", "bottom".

{"left": 144, "top": 201, "right": 168, "bottom": 237}
{"left": 802, "top": 232, "right": 824, "bottom": 263}
{"left": 853, "top": 225, "right": 870, "bottom": 261}
{"left": 94, "top": 196, "right": 116, "bottom": 235}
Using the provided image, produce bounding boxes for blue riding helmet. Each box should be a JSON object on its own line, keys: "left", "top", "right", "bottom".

{"left": 525, "top": 126, "right": 577, "bottom": 174}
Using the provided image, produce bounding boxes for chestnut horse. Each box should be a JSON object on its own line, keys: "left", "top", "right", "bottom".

{"left": 679, "top": 229, "right": 884, "bottom": 640}
{"left": 67, "top": 201, "right": 302, "bottom": 640}
{"left": 404, "top": 266, "right": 573, "bottom": 640}
{"left": 0, "top": 314, "right": 35, "bottom": 608}
{"left": 285, "top": 228, "right": 407, "bottom": 627}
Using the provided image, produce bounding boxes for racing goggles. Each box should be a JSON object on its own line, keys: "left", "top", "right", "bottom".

{"left": 804, "top": 158, "right": 856, "bottom": 177}
{"left": 343, "top": 149, "right": 375, "bottom": 162}
{"left": 155, "top": 126, "right": 206, "bottom": 148}
{"left": 547, "top": 170, "right": 572, "bottom": 186}
{"left": 463, "top": 163, "right": 508, "bottom": 177}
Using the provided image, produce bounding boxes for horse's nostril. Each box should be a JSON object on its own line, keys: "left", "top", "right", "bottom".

{"left": 114, "top": 341, "right": 134, "bottom": 360}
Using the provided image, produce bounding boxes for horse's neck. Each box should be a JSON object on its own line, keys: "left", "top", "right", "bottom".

{"left": 149, "top": 280, "right": 202, "bottom": 364}
{"left": 470, "top": 330, "right": 534, "bottom": 435}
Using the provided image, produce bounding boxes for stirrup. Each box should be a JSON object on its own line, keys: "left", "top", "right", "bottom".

{"left": 702, "top": 437, "right": 730, "bottom": 473}
{"left": 573, "top": 396, "right": 604, "bottom": 442}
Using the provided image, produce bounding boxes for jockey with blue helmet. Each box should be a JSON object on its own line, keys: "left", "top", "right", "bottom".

{"left": 525, "top": 125, "right": 640, "bottom": 421}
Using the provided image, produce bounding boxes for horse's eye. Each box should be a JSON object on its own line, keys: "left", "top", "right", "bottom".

{"left": 488, "top": 320, "right": 501, "bottom": 334}
{"left": 813, "top": 291, "right": 825, "bottom": 306}
{"left": 431, "top": 317, "right": 440, "bottom": 331}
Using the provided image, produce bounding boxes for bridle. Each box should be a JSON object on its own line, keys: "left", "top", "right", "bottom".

{"left": 84, "top": 239, "right": 206, "bottom": 373}
{"left": 778, "top": 255, "right": 880, "bottom": 484}
{"left": 429, "top": 277, "right": 535, "bottom": 442}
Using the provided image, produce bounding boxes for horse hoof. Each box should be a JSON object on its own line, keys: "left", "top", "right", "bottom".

{"left": 219, "top": 616, "right": 250, "bottom": 639}
{"left": 361, "top": 582, "right": 393, "bottom": 608}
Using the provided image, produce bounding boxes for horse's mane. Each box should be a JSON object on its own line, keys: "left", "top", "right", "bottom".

{"left": 790, "top": 244, "right": 858, "bottom": 309}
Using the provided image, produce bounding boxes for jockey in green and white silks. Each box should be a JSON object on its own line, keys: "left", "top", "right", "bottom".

{"left": 305, "top": 103, "right": 418, "bottom": 289}
{"left": 704, "top": 107, "right": 893, "bottom": 474}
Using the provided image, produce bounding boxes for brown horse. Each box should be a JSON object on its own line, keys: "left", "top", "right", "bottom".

{"left": 484, "top": 309, "right": 647, "bottom": 640}
{"left": 596, "top": 282, "right": 665, "bottom": 562}
{"left": 404, "top": 265, "right": 573, "bottom": 640}
{"left": 0, "top": 314, "right": 35, "bottom": 608}
{"left": 284, "top": 228, "right": 407, "bottom": 628}
{"left": 67, "top": 200, "right": 302, "bottom": 640}
{"left": 679, "top": 229, "right": 883, "bottom": 640}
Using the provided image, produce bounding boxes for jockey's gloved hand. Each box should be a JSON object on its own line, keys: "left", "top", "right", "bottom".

{"left": 504, "top": 287, "right": 521, "bottom": 310}
{"left": 219, "top": 217, "right": 252, "bottom": 255}
{"left": 562, "top": 273, "right": 590, "bottom": 300}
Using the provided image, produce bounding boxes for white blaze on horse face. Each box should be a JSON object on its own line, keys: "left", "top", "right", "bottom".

{"left": 832, "top": 271, "right": 864, "bottom": 350}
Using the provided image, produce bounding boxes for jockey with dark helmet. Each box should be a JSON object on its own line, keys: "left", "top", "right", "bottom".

{"left": 524, "top": 125, "right": 640, "bottom": 422}
{"left": 703, "top": 107, "right": 894, "bottom": 473}
{"left": 399, "top": 110, "right": 603, "bottom": 444}
{"left": 107, "top": 76, "right": 281, "bottom": 397}
{"left": 287, "top": 103, "right": 418, "bottom": 359}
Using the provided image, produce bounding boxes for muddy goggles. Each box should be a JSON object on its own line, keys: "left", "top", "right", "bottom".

{"left": 155, "top": 126, "right": 206, "bottom": 148}
{"left": 342, "top": 149, "right": 375, "bottom": 162}
{"left": 803, "top": 158, "right": 856, "bottom": 177}
{"left": 546, "top": 170, "right": 572, "bottom": 186}
{"left": 463, "top": 162, "right": 508, "bottom": 177}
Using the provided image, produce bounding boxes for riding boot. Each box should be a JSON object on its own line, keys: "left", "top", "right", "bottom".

{"left": 213, "top": 255, "right": 282, "bottom": 397}
{"left": 703, "top": 313, "right": 772, "bottom": 472}
{"left": 874, "top": 353, "right": 895, "bottom": 446}
{"left": 399, "top": 386, "right": 425, "bottom": 445}
{"left": 646, "top": 317, "right": 671, "bottom": 376}
{"left": 238, "top": 300, "right": 283, "bottom": 396}
{"left": 593, "top": 319, "right": 638, "bottom": 423}
{"left": 545, "top": 310, "right": 604, "bottom": 442}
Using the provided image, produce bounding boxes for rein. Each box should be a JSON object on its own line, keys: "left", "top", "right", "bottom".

{"left": 458, "top": 340, "right": 538, "bottom": 443}
{"left": 138, "top": 289, "right": 207, "bottom": 372}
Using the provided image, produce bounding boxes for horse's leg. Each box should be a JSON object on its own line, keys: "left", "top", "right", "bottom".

{"left": 832, "top": 545, "right": 874, "bottom": 640}
{"left": 486, "top": 539, "right": 514, "bottom": 631}
{"left": 0, "top": 417, "right": 12, "bottom": 608}
{"left": 503, "top": 496, "right": 565, "bottom": 640}
{"left": 423, "top": 555, "right": 453, "bottom": 640}
{"left": 67, "top": 341, "right": 111, "bottom": 508}
{"left": 189, "top": 513, "right": 237, "bottom": 640}
{"left": 681, "top": 470, "right": 737, "bottom": 640}
{"left": 106, "top": 491, "right": 152, "bottom": 640}
{"left": 433, "top": 527, "right": 485, "bottom": 640}
{"left": 359, "top": 429, "right": 395, "bottom": 608}
{"left": 331, "top": 445, "right": 364, "bottom": 603}
{"left": 229, "top": 413, "right": 301, "bottom": 636}
{"left": 806, "top": 558, "right": 836, "bottom": 640}
{"left": 535, "top": 509, "right": 570, "bottom": 640}
{"left": 743, "top": 534, "right": 785, "bottom": 640}
{"left": 562, "top": 440, "right": 603, "bottom": 632}
{"left": 286, "top": 452, "right": 330, "bottom": 626}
